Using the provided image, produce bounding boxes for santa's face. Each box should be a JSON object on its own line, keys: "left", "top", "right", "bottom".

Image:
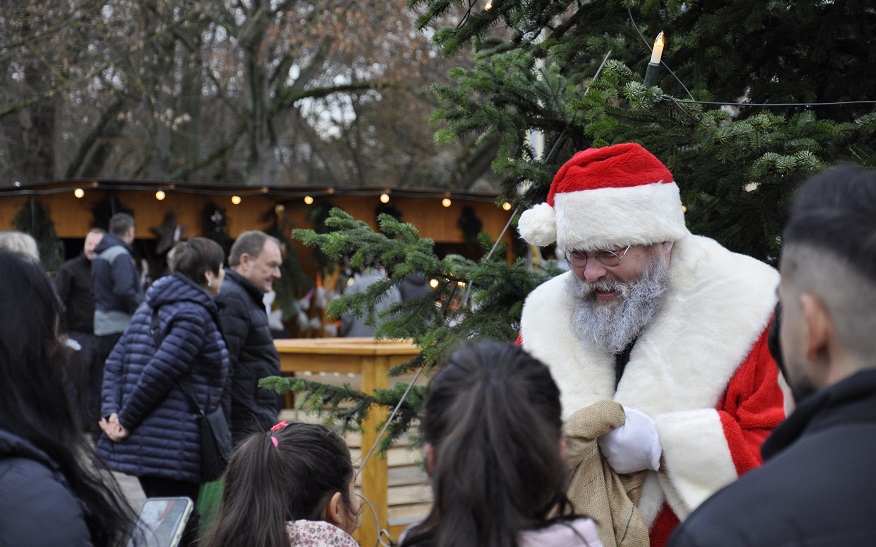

{"left": 567, "top": 247, "right": 671, "bottom": 354}
{"left": 569, "top": 243, "right": 670, "bottom": 305}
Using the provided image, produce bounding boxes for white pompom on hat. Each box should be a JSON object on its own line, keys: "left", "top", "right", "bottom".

{"left": 517, "top": 143, "right": 688, "bottom": 251}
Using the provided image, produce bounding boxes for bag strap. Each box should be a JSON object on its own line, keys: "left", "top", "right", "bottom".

{"left": 151, "top": 306, "right": 206, "bottom": 416}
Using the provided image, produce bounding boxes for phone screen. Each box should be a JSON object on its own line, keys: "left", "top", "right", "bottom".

{"left": 127, "top": 497, "right": 194, "bottom": 547}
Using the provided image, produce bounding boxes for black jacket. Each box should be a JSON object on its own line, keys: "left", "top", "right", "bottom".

{"left": 668, "top": 368, "right": 876, "bottom": 547}
{"left": 54, "top": 253, "right": 95, "bottom": 334}
{"left": 215, "top": 269, "right": 282, "bottom": 444}
{"left": 0, "top": 429, "right": 93, "bottom": 545}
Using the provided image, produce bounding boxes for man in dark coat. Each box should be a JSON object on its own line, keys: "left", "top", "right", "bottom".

{"left": 91, "top": 213, "right": 143, "bottom": 439}
{"left": 215, "top": 230, "right": 283, "bottom": 445}
{"left": 54, "top": 227, "right": 104, "bottom": 429}
{"left": 668, "top": 164, "right": 876, "bottom": 546}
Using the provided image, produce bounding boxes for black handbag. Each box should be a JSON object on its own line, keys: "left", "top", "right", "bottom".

{"left": 177, "top": 377, "right": 232, "bottom": 482}
{"left": 151, "top": 307, "right": 232, "bottom": 482}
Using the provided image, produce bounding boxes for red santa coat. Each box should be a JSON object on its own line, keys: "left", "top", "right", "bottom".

{"left": 520, "top": 233, "right": 786, "bottom": 546}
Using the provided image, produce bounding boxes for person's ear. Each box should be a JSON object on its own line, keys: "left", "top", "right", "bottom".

{"left": 423, "top": 443, "right": 436, "bottom": 474}
{"left": 558, "top": 436, "right": 569, "bottom": 462}
{"left": 321, "top": 491, "right": 345, "bottom": 527}
{"left": 800, "top": 293, "right": 832, "bottom": 363}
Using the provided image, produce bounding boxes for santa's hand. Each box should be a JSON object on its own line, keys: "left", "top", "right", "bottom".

{"left": 598, "top": 406, "right": 662, "bottom": 474}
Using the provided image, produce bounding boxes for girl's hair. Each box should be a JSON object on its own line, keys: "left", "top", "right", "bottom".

{"left": 170, "top": 237, "right": 225, "bottom": 287}
{"left": 401, "top": 341, "right": 575, "bottom": 547}
{"left": 0, "top": 250, "right": 136, "bottom": 545}
{"left": 201, "top": 421, "right": 356, "bottom": 547}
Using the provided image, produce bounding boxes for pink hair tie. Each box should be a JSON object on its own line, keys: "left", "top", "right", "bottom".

{"left": 268, "top": 420, "right": 288, "bottom": 447}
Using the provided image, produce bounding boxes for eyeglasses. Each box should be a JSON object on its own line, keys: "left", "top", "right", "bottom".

{"left": 564, "top": 245, "right": 632, "bottom": 269}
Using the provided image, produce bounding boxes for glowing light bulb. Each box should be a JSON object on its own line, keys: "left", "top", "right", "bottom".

{"left": 275, "top": 204, "right": 285, "bottom": 213}
{"left": 231, "top": 195, "right": 242, "bottom": 205}
{"left": 650, "top": 32, "right": 665, "bottom": 65}
{"left": 442, "top": 198, "right": 452, "bottom": 208}
{"left": 155, "top": 190, "right": 166, "bottom": 201}
{"left": 485, "top": 0, "right": 493, "bottom": 10}
{"left": 304, "top": 195, "right": 314, "bottom": 205}
{"left": 429, "top": 278, "right": 439, "bottom": 289}
{"left": 380, "top": 193, "right": 390, "bottom": 203}
{"left": 682, "top": 204, "right": 688, "bottom": 213}
{"left": 74, "top": 188, "right": 85, "bottom": 199}
{"left": 501, "top": 201, "right": 512, "bottom": 211}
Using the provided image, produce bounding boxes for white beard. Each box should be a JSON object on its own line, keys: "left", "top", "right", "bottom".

{"left": 567, "top": 254, "right": 670, "bottom": 354}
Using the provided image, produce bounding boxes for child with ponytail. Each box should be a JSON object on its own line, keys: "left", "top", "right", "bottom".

{"left": 200, "top": 421, "right": 360, "bottom": 547}
{"left": 400, "top": 341, "right": 602, "bottom": 547}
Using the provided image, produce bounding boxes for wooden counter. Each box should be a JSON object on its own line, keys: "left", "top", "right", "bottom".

{"left": 274, "top": 337, "right": 421, "bottom": 546}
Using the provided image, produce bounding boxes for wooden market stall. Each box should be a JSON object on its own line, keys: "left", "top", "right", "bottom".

{"left": 0, "top": 179, "right": 515, "bottom": 253}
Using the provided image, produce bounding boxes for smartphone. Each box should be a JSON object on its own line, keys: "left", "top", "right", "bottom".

{"left": 127, "top": 496, "right": 194, "bottom": 547}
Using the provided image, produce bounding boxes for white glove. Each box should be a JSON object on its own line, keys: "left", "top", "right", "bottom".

{"left": 598, "top": 406, "right": 662, "bottom": 474}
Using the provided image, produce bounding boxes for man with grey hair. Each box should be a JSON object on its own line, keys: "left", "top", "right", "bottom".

{"left": 215, "top": 230, "right": 284, "bottom": 445}
{"left": 0, "top": 231, "right": 39, "bottom": 261}
{"left": 517, "top": 143, "right": 786, "bottom": 545}
{"left": 668, "top": 164, "right": 876, "bottom": 545}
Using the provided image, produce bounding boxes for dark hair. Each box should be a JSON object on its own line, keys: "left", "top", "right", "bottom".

{"left": 783, "top": 163, "right": 876, "bottom": 281}
{"left": 228, "top": 230, "right": 278, "bottom": 267}
{"left": 401, "top": 341, "right": 575, "bottom": 547}
{"left": 0, "top": 250, "right": 136, "bottom": 545}
{"left": 108, "top": 212, "right": 135, "bottom": 237}
{"left": 170, "top": 237, "right": 225, "bottom": 287}
{"left": 201, "top": 422, "right": 355, "bottom": 547}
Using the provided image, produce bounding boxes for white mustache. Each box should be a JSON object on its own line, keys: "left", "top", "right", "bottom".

{"left": 582, "top": 281, "right": 631, "bottom": 299}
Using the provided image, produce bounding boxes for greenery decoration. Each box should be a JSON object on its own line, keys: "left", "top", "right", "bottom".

{"left": 12, "top": 198, "right": 64, "bottom": 272}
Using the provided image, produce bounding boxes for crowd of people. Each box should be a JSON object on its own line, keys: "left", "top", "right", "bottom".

{"left": 0, "top": 144, "right": 874, "bottom": 546}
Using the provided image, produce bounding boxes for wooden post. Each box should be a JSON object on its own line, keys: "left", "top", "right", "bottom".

{"left": 273, "top": 338, "right": 419, "bottom": 547}
{"left": 356, "top": 354, "right": 390, "bottom": 544}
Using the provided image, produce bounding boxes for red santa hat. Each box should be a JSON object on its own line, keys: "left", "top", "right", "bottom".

{"left": 517, "top": 142, "right": 688, "bottom": 251}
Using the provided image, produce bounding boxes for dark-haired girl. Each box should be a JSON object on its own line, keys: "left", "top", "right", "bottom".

{"left": 400, "top": 341, "right": 602, "bottom": 547}
{"left": 0, "top": 249, "right": 137, "bottom": 545}
{"left": 201, "top": 421, "right": 360, "bottom": 547}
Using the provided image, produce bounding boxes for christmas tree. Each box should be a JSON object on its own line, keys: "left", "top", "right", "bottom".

{"left": 261, "top": 0, "right": 876, "bottom": 445}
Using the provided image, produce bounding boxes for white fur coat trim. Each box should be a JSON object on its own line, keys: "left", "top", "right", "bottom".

{"left": 521, "top": 234, "right": 779, "bottom": 522}
{"left": 553, "top": 182, "right": 688, "bottom": 251}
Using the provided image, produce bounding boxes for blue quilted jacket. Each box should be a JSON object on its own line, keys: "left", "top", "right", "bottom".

{"left": 97, "top": 273, "right": 230, "bottom": 483}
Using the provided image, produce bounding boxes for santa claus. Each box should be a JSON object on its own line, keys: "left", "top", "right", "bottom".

{"left": 517, "top": 143, "right": 786, "bottom": 546}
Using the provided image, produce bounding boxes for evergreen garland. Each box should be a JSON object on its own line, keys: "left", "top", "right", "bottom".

{"left": 202, "top": 202, "right": 233, "bottom": 257}
{"left": 12, "top": 198, "right": 64, "bottom": 272}
{"left": 262, "top": 204, "right": 313, "bottom": 322}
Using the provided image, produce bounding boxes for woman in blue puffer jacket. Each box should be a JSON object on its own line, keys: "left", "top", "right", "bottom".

{"left": 97, "top": 237, "right": 230, "bottom": 546}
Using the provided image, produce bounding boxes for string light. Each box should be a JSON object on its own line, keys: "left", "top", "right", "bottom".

{"left": 380, "top": 192, "right": 390, "bottom": 203}
{"left": 304, "top": 195, "right": 314, "bottom": 205}
{"left": 643, "top": 31, "right": 664, "bottom": 87}
{"left": 155, "top": 190, "right": 166, "bottom": 201}
{"left": 442, "top": 197, "right": 452, "bottom": 208}
{"left": 682, "top": 204, "right": 688, "bottom": 213}
{"left": 231, "top": 195, "right": 241, "bottom": 205}
{"left": 429, "top": 278, "right": 439, "bottom": 288}
{"left": 501, "top": 201, "right": 512, "bottom": 211}
{"left": 73, "top": 188, "right": 84, "bottom": 198}
{"left": 485, "top": 0, "right": 493, "bottom": 9}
